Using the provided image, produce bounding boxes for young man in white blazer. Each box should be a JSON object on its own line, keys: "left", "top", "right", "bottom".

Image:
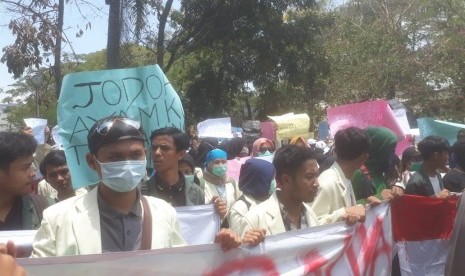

{"left": 311, "top": 127, "right": 368, "bottom": 225}
{"left": 241, "top": 145, "right": 320, "bottom": 236}
{"left": 30, "top": 116, "right": 241, "bottom": 257}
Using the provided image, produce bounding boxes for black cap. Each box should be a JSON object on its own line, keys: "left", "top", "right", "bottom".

{"left": 87, "top": 116, "right": 145, "bottom": 154}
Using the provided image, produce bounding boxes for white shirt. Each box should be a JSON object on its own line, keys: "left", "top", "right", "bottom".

{"left": 429, "top": 176, "right": 441, "bottom": 195}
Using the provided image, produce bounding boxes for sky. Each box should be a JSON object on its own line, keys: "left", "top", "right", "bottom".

{"left": 0, "top": 2, "right": 109, "bottom": 92}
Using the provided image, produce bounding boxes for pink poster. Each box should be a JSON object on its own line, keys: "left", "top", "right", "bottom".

{"left": 260, "top": 121, "right": 276, "bottom": 141}
{"left": 227, "top": 157, "right": 251, "bottom": 183}
{"left": 327, "top": 100, "right": 406, "bottom": 140}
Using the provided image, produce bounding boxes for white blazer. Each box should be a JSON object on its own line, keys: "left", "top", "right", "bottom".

{"left": 31, "top": 187, "right": 185, "bottom": 257}
{"left": 311, "top": 162, "right": 358, "bottom": 225}
{"left": 204, "top": 179, "right": 241, "bottom": 210}
{"left": 228, "top": 195, "right": 259, "bottom": 236}
{"left": 242, "top": 192, "right": 318, "bottom": 236}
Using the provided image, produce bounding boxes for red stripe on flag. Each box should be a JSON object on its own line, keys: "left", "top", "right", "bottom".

{"left": 391, "top": 195, "right": 458, "bottom": 242}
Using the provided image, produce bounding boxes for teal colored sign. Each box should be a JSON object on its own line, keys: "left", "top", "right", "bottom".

{"left": 58, "top": 65, "right": 184, "bottom": 188}
{"left": 417, "top": 118, "right": 465, "bottom": 145}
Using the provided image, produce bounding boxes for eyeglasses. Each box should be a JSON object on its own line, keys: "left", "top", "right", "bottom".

{"left": 259, "top": 147, "right": 275, "bottom": 153}
{"left": 96, "top": 118, "right": 141, "bottom": 135}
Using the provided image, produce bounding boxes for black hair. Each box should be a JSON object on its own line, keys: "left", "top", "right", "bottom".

{"left": 150, "top": 127, "right": 190, "bottom": 152}
{"left": 40, "top": 150, "right": 67, "bottom": 177}
{"left": 194, "top": 138, "right": 219, "bottom": 168}
{"left": 273, "top": 145, "right": 317, "bottom": 179}
{"left": 453, "top": 140, "right": 465, "bottom": 169}
{"left": 0, "top": 132, "right": 37, "bottom": 171}
{"left": 179, "top": 154, "right": 195, "bottom": 172}
{"left": 457, "top": 129, "right": 465, "bottom": 142}
{"left": 218, "top": 138, "right": 246, "bottom": 160}
{"left": 417, "top": 135, "right": 450, "bottom": 160}
{"left": 334, "top": 127, "right": 370, "bottom": 161}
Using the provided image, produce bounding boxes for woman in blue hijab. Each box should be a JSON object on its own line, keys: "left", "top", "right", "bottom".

{"left": 228, "top": 158, "right": 275, "bottom": 236}
{"left": 203, "top": 149, "right": 242, "bottom": 221}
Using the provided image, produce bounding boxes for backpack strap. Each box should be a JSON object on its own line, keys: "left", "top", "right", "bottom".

{"left": 140, "top": 196, "right": 152, "bottom": 250}
{"left": 237, "top": 194, "right": 252, "bottom": 210}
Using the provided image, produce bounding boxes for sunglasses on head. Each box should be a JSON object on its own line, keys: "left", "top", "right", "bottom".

{"left": 96, "top": 118, "right": 141, "bottom": 135}
{"left": 259, "top": 147, "right": 275, "bottom": 153}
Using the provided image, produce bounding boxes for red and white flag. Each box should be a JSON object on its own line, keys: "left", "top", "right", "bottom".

{"left": 391, "top": 195, "right": 459, "bottom": 276}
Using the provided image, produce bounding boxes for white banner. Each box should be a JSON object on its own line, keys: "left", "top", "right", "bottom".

{"left": 51, "top": 125, "right": 64, "bottom": 149}
{"left": 15, "top": 203, "right": 392, "bottom": 275}
{"left": 24, "top": 118, "right": 47, "bottom": 145}
{"left": 197, "top": 118, "right": 233, "bottom": 138}
{"left": 175, "top": 204, "right": 220, "bottom": 245}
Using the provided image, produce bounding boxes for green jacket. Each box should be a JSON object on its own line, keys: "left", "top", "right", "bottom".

{"left": 141, "top": 173, "right": 205, "bottom": 206}
{"left": 22, "top": 194, "right": 49, "bottom": 230}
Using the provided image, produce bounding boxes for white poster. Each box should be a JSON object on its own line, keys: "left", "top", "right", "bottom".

{"left": 197, "top": 117, "right": 233, "bottom": 138}
{"left": 24, "top": 118, "right": 47, "bottom": 145}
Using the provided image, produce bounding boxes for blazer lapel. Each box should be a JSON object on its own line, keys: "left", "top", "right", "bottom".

{"left": 265, "top": 193, "right": 286, "bottom": 235}
{"left": 333, "top": 163, "right": 353, "bottom": 207}
{"left": 205, "top": 182, "right": 220, "bottom": 202}
{"left": 72, "top": 188, "right": 102, "bottom": 255}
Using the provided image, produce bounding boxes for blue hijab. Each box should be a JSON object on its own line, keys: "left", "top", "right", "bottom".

{"left": 239, "top": 158, "right": 275, "bottom": 201}
{"left": 205, "top": 149, "right": 227, "bottom": 166}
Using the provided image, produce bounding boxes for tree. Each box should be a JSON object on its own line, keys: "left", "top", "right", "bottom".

{"left": 322, "top": 0, "right": 465, "bottom": 121}
{"left": 1, "top": 0, "right": 95, "bottom": 97}
{"left": 166, "top": 0, "right": 332, "bottom": 124}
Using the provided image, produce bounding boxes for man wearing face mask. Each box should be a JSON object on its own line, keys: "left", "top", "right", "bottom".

{"left": 29, "top": 117, "right": 241, "bottom": 257}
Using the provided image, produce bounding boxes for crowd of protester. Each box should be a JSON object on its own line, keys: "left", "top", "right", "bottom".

{"left": 1, "top": 115, "right": 465, "bottom": 275}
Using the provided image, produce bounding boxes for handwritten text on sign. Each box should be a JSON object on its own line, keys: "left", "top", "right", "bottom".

{"left": 58, "top": 65, "right": 184, "bottom": 188}
{"left": 327, "top": 100, "right": 405, "bottom": 140}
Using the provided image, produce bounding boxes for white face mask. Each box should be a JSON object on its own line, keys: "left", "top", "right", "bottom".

{"left": 184, "top": 174, "right": 195, "bottom": 185}
{"left": 96, "top": 159, "right": 147, "bottom": 192}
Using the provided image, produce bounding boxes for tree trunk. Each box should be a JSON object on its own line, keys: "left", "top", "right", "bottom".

{"left": 54, "top": 0, "right": 64, "bottom": 98}
{"left": 106, "top": 0, "right": 121, "bottom": 69}
{"left": 156, "top": 0, "right": 174, "bottom": 69}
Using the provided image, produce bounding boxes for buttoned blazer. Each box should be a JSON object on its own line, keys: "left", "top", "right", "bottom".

{"left": 31, "top": 187, "right": 185, "bottom": 257}
{"left": 241, "top": 192, "right": 318, "bottom": 237}
{"left": 312, "top": 162, "right": 356, "bottom": 225}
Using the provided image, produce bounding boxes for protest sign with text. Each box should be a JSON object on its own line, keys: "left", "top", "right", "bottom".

{"left": 268, "top": 113, "right": 310, "bottom": 142}
{"left": 327, "top": 100, "right": 406, "bottom": 140}
{"left": 18, "top": 203, "right": 393, "bottom": 275}
{"left": 417, "top": 118, "right": 465, "bottom": 144}
{"left": 58, "top": 65, "right": 184, "bottom": 188}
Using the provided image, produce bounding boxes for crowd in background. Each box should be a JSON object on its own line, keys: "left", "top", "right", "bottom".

{"left": 1, "top": 116, "right": 465, "bottom": 275}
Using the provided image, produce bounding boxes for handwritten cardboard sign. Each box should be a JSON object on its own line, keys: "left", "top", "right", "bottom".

{"left": 417, "top": 118, "right": 465, "bottom": 144}
{"left": 268, "top": 113, "right": 310, "bottom": 141}
{"left": 327, "top": 100, "right": 405, "bottom": 140}
{"left": 58, "top": 65, "right": 184, "bottom": 188}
